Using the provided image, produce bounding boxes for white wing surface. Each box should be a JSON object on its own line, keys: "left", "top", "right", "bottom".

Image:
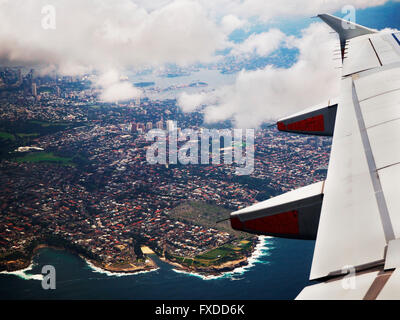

{"left": 230, "top": 13, "right": 400, "bottom": 299}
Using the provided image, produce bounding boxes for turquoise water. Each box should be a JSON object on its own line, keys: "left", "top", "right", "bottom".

{"left": 0, "top": 237, "right": 315, "bottom": 300}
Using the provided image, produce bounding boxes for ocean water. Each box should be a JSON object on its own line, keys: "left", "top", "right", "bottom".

{"left": 0, "top": 237, "right": 315, "bottom": 300}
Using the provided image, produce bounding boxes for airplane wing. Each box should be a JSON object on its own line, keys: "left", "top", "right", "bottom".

{"left": 230, "top": 13, "right": 400, "bottom": 299}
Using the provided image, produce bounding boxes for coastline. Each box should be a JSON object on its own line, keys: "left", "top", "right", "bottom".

{"left": 0, "top": 244, "right": 69, "bottom": 280}
{"left": 160, "top": 256, "right": 248, "bottom": 277}
{"left": 0, "top": 260, "right": 43, "bottom": 280}
{"left": 0, "top": 243, "right": 158, "bottom": 276}
{"left": 84, "top": 257, "right": 159, "bottom": 277}
{"left": 0, "top": 244, "right": 65, "bottom": 274}
{"left": 161, "top": 236, "right": 269, "bottom": 279}
{"left": 0, "top": 237, "right": 269, "bottom": 278}
{"left": 85, "top": 252, "right": 158, "bottom": 275}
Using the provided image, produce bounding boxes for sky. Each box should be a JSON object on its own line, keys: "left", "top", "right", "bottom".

{"left": 0, "top": 0, "right": 399, "bottom": 127}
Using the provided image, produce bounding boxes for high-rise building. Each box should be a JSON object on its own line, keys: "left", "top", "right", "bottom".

{"left": 135, "top": 96, "right": 141, "bottom": 107}
{"left": 17, "top": 70, "right": 22, "bottom": 84}
{"left": 166, "top": 120, "right": 176, "bottom": 132}
{"left": 31, "top": 83, "right": 37, "bottom": 97}
{"left": 156, "top": 120, "right": 163, "bottom": 130}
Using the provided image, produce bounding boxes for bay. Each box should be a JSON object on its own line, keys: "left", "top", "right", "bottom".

{"left": 0, "top": 237, "right": 315, "bottom": 300}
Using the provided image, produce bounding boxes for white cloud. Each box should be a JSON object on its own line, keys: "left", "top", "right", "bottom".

{"left": 0, "top": 0, "right": 392, "bottom": 110}
{"left": 99, "top": 82, "right": 141, "bottom": 102}
{"left": 230, "top": 29, "right": 286, "bottom": 57}
{"left": 95, "top": 69, "right": 141, "bottom": 102}
{"left": 0, "top": 0, "right": 233, "bottom": 100}
{"left": 0, "top": 0, "right": 390, "bottom": 72}
{"left": 221, "top": 14, "right": 246, "bottom": 34}
{"left": 0, "top": 0, "right": 392, "bottom": 73}
{"left": 179, "top": 23, "right": 342, "bottom": 128}
{"left": 95, "top": 70, "right": 122, "bottom": 88}
{"left": 177, "top": 91, "right": 216, "bottom": 112}
{"left": 0, "top": 0, "right": 228, "bottom": 72}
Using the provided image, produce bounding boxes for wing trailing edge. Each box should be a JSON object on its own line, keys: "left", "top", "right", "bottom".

{"left": 230, "top": 181, "right": 324, "bottom": 240}
{"left": 277, "top": 99, "right": 338, "bottom": 136}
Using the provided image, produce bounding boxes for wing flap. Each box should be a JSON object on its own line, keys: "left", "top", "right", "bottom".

{"left": 384, "top": 239, "right": 400, "bottom": 270}
{"left": 342, "top": 35, "right": 381, "bottom": 76}
{"left": 377, "top": 268, "right": 400, "bottom": 299}
{"left": 369, "top": 33, "right": 400, "bottom": 65}
{"left": 296, "top": 270, "right": 380, "bottom": 300}
{"left": 379, "top": 165, "right": 400, "bottom": 240}
{"left": 230, "top": 181, "right": 324, "bottom": 239}
{"left": 277, "top": 99, "right": 338, "bottom": 136}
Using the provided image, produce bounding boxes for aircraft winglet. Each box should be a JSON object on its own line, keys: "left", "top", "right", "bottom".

{"left": 317, "top": 13, "right": 376, "bottom": 39}
{"left": 318, "top": 13, "right": 376, "bottom": 60}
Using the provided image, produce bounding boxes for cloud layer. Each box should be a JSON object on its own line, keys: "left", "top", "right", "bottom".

{"left": 134, "top": 0, "right": 389, "bottom": 22}
{"left": 178, "top": 23, "right": 342, "bottom": 128}
{"left": 0, "top": 0, "right": 229, "bottom": 71}
{"left": 0, "top": 0, "right": 392, "bottom": 111}
{"left": 0, "top": 0, "right": 390, "bottom": 71}
{"left": 230, "top": 29, "right": 286, "bottom": 57}
{"left": 0, "top": 0, "right": 230, "bottom": 101}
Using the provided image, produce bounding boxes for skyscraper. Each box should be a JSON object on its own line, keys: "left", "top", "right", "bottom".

{"left": 17, "top": 69, "right": 22, "bottom": 84}
{"left": 131, "top": 122, "right": 136, "bottom": 133}
{"left": 135, "top": 96, "right": 140, "bottom": 107}
{"left": 31, "top": 83, "right": 37, "bottom": 97}
{"left": 156, "top": 120, "right": 163, "bottom": 130}
{"left": 166, "top": 120, "right": 176, "bottom": 132}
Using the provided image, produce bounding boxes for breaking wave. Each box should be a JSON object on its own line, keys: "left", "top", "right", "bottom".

{"left": 0, "top": 263, "right": 43, "bottom": 281}
{"left": 172, "top": 236, "right": 272, "bottom": 280}
{"left": 85, "top": 259, "right": 159, "bottom": 277}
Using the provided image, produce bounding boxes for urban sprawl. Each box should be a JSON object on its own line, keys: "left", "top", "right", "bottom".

{"left": 0, "top": 66, "right": 331, "bottom": 274}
